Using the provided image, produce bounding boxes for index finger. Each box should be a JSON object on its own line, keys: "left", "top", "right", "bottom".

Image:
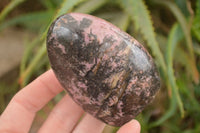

{"left": 0, "top": 69, "right": 64, "bottom": 133}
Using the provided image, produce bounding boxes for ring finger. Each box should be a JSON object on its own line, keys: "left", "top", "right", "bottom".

{"left": 72, "top": 113, "right": 105, "bottom": 133}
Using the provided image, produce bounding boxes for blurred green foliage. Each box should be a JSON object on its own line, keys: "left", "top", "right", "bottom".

{"left": 0, "top": 0, "right": 200, "bottom": 132}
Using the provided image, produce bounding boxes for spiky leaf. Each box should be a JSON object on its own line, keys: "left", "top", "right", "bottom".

{"left": 119, "top": 0, "right": 167, "bottom": 77}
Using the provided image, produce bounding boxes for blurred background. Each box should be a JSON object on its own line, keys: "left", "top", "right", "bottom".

{"left": 0, "top": 0, "right": 200, "bottom": 132}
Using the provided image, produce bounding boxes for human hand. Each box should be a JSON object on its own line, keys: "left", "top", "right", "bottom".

{"left": 0, "top": 70, "right": 141, "bottom": 133}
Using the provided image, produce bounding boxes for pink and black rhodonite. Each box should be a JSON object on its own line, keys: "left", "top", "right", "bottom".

{"left": 46, "top": 13, "right": 160, "bottom": 126}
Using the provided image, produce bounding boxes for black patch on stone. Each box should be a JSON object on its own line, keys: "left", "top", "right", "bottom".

{"left": 80, "top": 18, "right": 92, "bottom": 30}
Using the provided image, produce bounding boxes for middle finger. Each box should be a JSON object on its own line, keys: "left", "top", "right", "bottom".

{"left": 38, "top": 94, "right": 84, "bottom": 133}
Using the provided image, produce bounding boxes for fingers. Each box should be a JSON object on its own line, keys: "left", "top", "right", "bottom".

{"left": 117, "top": 119, "right": 141, "bottom": 133}
{"left": 0, "top": 69, "right": 63, "bottom": 133}
{"left": 14, "top": 69, "right": 63, "bottom": 113}
{"left": 38, "top": 94, "right": 84, "bottom": 133}
{"left": 0, "top": 68, "right": 141, "bottom": 133}
{"left": 73, "top": 113, "right": 105, "bottom": 133}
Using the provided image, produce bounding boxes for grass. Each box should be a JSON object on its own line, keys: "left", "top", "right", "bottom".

{"left": 0, "top": 0, "right": 200, "bottom": 132}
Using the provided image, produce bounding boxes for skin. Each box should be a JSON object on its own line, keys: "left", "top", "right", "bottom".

{"left": 0, "top": 69, "right": 140, "bottom": 133}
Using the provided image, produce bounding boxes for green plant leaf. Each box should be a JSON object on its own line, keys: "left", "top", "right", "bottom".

{"left": 19, "top": 41, "right": 46, "bottom": 87}
{"left": 41, "top": 0, "right": 88, "bottom": 39}
{"left": 153, "top": 0, "right": 199, "bottom": 84}
{"left": 96, "top": 12, "right": 121, "bottom": 19}
{"left": 174, "top": 0, "right": 190, "bottom": 17}
{"left": 111, "top": 13, "right": 130, "bottom": 31}
{"left": 96, "top": 12, "right": 130, "bottom": 31}
{"left": 166, "top": 23, "right": 184, "bottom": 118}
{"left": 0, "top": 10, "right": 54, "bottom": 32}
{"left": 39, "top": 0, "right": 55, "bottom": 10}
{"left": 149, "top": 24, "right": 184, "bottom": 127}
{"left": 177, "top": 78, "right": 200, "bottom": 112}
{"left": 192, "top": 0, "right": 200, "bottom": 42}
{"left": 119, "top": 0, "right": 167, "bottom": 78}
{"left": 74, "top": 0, "right": 107, "bottom": 14}
{"left": 193, "top": 41, "right": 200, "bottom": 55}
{"left": 0, "top": 0, "right": 26, "bottom": 23}
{"left": 20, "top": 36, "right": 43, "bottom": 76}
{"left": 20, "top": 0, "right": 88, "bottom": 86}
{"left": 149, "top": 91, "right": 177, "bottom": 128}
{"left": 56, "top": 0, "right": 88, "bottom": 17}
{"left": 196, "top": 0, "right": 200, "bottom": 15}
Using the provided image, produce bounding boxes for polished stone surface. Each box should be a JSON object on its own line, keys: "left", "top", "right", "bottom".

{"left": 47, "top": 13, "right": 160, "bottom": 126}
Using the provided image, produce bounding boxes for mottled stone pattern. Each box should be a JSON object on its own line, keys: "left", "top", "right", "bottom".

{"left": 47, "top": 13, "right": 160, "bottom": 126}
